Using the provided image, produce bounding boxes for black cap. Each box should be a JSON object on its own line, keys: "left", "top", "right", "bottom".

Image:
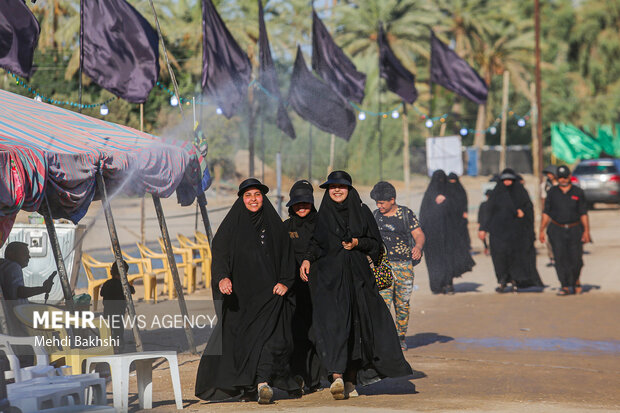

{"left": 286, "top": 180, "right": 314, "bottom": 207}
{"left": 237, "top": 178, "right": 269, "bottom": 196}
{"left": 448, "top": 172, "right": 458, "bottom": 180}
{"left": 319, "top": 170, "right": 352, "bottom": 189}
{"left": 370, "top": 181, "right": 396, "bottom": 201}
{"left": 499, "top": 168, "right": 518, "bottom": 181}
{"left": 556, "top": 165, "right": 571, "bottom": 178}
{"left": 542, "top": 165, "right": 557, "bottom": 176}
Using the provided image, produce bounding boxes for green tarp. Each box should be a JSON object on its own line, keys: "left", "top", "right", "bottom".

{"left": 551, "top": 123, "right": 620, "bottom": 164}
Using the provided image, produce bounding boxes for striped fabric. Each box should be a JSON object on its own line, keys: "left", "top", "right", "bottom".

{"left": 0, "top": 89, "right": 201, "bottom": 245}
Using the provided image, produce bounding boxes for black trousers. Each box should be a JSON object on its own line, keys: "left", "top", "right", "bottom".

{"left": 547, "top": 224, "right": 583, "bottom": 288}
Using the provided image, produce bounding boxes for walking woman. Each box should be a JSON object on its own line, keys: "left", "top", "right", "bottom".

{"left": 420, "top": 170, "right": 475, "bottom": 294}
{"left": 195, "top": 178, "right": 299, "bottom": 404}
{"left": 447, "top": 172, "right": 472, "bottom": 251}
{"left": 300, "top": 171, "right": 412, "bottom": 400}
{"left": 479, "top": 169, "right": 543, "bottom": 292}
{"left": 283, "top": 180, "right": 323, "bottom": 393}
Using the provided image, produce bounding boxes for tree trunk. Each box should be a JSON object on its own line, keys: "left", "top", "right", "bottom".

{"left": 473, "top": 104, "right": 486, "bottom": 148}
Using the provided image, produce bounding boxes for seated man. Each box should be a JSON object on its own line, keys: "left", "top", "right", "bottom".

{"left": 0, "top": 241, "right": 54, "bottom": 335}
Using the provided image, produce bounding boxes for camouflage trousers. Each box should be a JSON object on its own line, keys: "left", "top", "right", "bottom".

{"left": 379, "top": 260, "right": 414, "bottom": 338}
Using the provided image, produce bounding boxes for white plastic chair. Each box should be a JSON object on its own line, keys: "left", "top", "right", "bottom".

{"left": 86, "top": 351, "right": 183, "bottom": 413}
{"left": 7, "top": 381, "right": 83, "bottom": 412}
{"left": 0, "top": 333, "right": 55, "bottom": 382}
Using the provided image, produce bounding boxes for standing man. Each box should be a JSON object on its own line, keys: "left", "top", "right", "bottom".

{"left": 541, "top": 165, "right": 558, "bottom": 267}
{"left": 370, "top": 181, "right": 425, "bottom": 351}
{"left": 539, "top": 165, "right": 591, "bottom": 295}
{"left": 0, "top": 242, "right": 55, "bottom": 334}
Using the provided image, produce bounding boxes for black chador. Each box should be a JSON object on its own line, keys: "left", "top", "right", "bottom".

{"left": 447, "top": 172, "right": 471, "bottom": 250}
{"left": 195, "top": 182, "right": 298, "bottom": 401}
{"left": 420, "top": 170, "right": 475, "bottom": 294}
{"left": 480, "top": 169, "right": 543, "bottom": 290}
{"left": 304, "top": 174, "right": 412, "bottom": 387}
{"left": 283, "top": 180, "right": 324, "bottom": 391}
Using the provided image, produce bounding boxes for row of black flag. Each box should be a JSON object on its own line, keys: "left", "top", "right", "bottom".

{"left": 0, "top": 0, "right": 488, "bottom": 141}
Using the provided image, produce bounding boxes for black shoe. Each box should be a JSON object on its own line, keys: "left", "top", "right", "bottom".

{"left": 446, "top": 285, "right": 455, "bottom": 295}
{"left": 546, "top": 261, "right": 555, "bottom": 267}
{"left": 495, "top": 284, "right": 506, "bottom": 293}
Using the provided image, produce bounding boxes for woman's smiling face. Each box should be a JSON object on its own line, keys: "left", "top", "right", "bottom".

{"left": 243, "top": 188, "right": 263, "bottom": 212}
{"left": 328, "top": 184, "right": 349, "bottom": 203}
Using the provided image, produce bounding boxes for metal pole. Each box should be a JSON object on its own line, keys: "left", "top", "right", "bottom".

{"left": 531, "top": 82, "right": 542, "bottom": 216}
{"left": 0, "top": 290, "right": 10, "bottom": 334}
{"left": 276, "top": 152, "right": 282, "bottom": 216}
{"left": 260, "top": 111, "right": 266, "bottom": 182}
{"left": 78, "top": 0, "right": 84, "bottom": 112}
{"left": 196, "top": 192, "right": 213, "bottom": 245}
{"left": 402, "top": 103, "right": 411, "bottom": 203}
{"left": 42, "top": 200, "right": 74, "bottom": 309}
{"left": 152, "top": 196, "right": 196, "bottom": 354}
{"left": 140, "top": 104, "right": 146, "bottom": 245}
{"left": 309, "top": 125, "right": 313, "bottom": 181}
{"left": 377, "top": 78, "right": 383, "bottom": 180}
{"left": 499, "top": 70, "right": 510, "bottom": 171}
{"left": 328, "top": 134, "right": 335, "bottom": 174}
{"left": 96, "top": 173, "right": 143, "bottom": 351}
{"left": 534, "top": 0, "right": 544, "bottom": 185}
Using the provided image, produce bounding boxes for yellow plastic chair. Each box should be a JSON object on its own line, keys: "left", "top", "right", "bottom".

{"left": 178, "top": 234, "right": 212, "bottom": 288}
{"left": 137, "top": 243, "right": 175, "bottom": 299}
{"left": 121, "top": 250, "right": 158, "bottom": 303}
{"left": 81, "top": 253, "right": 112, "bottom": 312}
{"left": 13, "top": 303, "right": 114, "bottom": 375}
{"left": 157, "top": 238, "right": 196, "bottom": 295}
{"left": 194, "top": 231, "right": 210, "bottom": 246}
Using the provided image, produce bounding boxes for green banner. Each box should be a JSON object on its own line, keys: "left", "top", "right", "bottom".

{"left": 551, "top": 123, "right": 620, "bottom": 163}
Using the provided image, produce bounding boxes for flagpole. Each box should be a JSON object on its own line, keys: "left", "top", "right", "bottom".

{"left": 78, "top": 0, "right": 84, "bottom": 113}
{"left": 499, "top": 70, "right": 510, "bottom": 171}
{"left": 309, "top": 125, "right": 313, "bottom": 181}
{"left": 402, "top": 102, "right": 411, "bottom": 204}
{"left": 377, "top": 75, "right": 383, "bottom": 181}
{"left": 260, "top": 106, "right": 265, "bottom": 182}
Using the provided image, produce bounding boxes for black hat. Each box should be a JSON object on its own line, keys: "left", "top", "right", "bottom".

{"left": 237, "top": 178, "right": 269, "bottom": 196}
{"left": 370, "top": 181, "right": 396, "bottom": 201}
{"left": 542, "top": 165, "right": 557, "bottom": 176}
{"left": 286, "top": 180, "right": 314, "bottom": 207}
{"left": 448, "top": 172, "right": 459, "bottom": 180}
{"left": 556, "top": 165, "right": 571, "bottom": 178}
{"left": 499, "top": 168, "right": 518, "bottom": 181}
{"left": 319, "top": 170, "right": 352, "bottom": 189}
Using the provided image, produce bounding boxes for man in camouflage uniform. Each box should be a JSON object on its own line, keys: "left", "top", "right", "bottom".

{"left": 371, "top": 182, "right": 425, "bottom": 351}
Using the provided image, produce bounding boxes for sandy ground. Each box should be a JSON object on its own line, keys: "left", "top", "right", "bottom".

{"left": 29, "top": 174, "right": 620, "bottom": 412}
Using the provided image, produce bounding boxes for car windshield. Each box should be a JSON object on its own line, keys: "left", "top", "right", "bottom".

{"left": 574, "top": 163, "right": 617, "bottom": 175}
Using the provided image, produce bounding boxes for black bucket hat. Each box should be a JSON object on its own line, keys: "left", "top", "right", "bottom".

{"left": 556, "top": 165, "right": 571, "bottom": 178}
{"left": 319, "top": 170, "right": 352, "bottom": 189}
{"left": 286, "top": 180, "right": 314, "bottom": 207}
{"left": 499, "top": 168, "right": 518, "bottom": 181}
{"left": 237, "top": 178, "right": 269, "bottom": 196}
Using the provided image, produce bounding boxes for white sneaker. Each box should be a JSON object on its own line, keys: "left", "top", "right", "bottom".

{"left": 345, "top": 381, "right": 359, "bottom": 397}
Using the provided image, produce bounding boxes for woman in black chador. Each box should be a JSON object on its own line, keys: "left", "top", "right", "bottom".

{"left": 300, "top": 171, "right": 412, "bottom": 400}
{"left": 447, "top": 172, "right": 472, "bottom": 251}
{"left": 420, "top": 170, "right": 475, "bottom": 294}
{"left": 283, "top": 180, "right": 323, "bottom": 393}
{"left": 478, "top": 169, "right": 543, "bottom": 292}
{"left": 195, "top": 178, "right": 299, "bottom": 404}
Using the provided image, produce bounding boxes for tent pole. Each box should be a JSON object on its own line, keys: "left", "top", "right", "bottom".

{"left": 96, "top": 173, "right": 143, "bottom": 351}
{"left": 140, "top": 104, "right": 146, "bottom": 245}
{"left": 42, "top": 200, "right": 74, "bottom": 309}
{"left": 196, "top": 192, "right": 213, "bottom": 245}
{"left": 276, "top": 152, "right": 282, "bottom": 217}
{"left": 309, "top": 125, "right": 313, "bottom": 181}
{"left": 0, "top": 290, "right": 10, "bottom": 334}
{"left": 152, "top": 196, "right": 197, "bottom": 354}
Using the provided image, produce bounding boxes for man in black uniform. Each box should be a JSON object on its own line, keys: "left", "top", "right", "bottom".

{"left": 539, "top": 165, "right": 592, "bottom": 295}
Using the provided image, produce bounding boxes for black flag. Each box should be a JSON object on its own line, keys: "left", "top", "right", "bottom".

{"left": 202, "top": 0, "right": 252, "bottom": 119}
{"left": 312, "top": 11, "right": 366, "bottom": 104}
{"left": 0, "top": 0, "right": 40, "bottom": 78}
{"left": 288, "top": 47, "right": 356, "bottom": 141}
{"left": 82, "top": 0, "right": 159, "bottom": 104}
{"left": 378, "top": 23, "right": 417, "bottom": 104}
{"left": 430, "top": 31, "right": 488, "bottom": 105}
{"left": 258, "top": 0, "right": 295, "bottom": 139}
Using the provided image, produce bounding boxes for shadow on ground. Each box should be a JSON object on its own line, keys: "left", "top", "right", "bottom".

{"left": 406, "top": 332, "right": 454, "bottom": 350}
{"left": 453, "top": 282, "right": 482, "bottom": 293}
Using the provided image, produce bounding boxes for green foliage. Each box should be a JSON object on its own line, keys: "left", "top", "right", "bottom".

{"left": 3, "top": 0, "right": 620, "bottom": 184}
